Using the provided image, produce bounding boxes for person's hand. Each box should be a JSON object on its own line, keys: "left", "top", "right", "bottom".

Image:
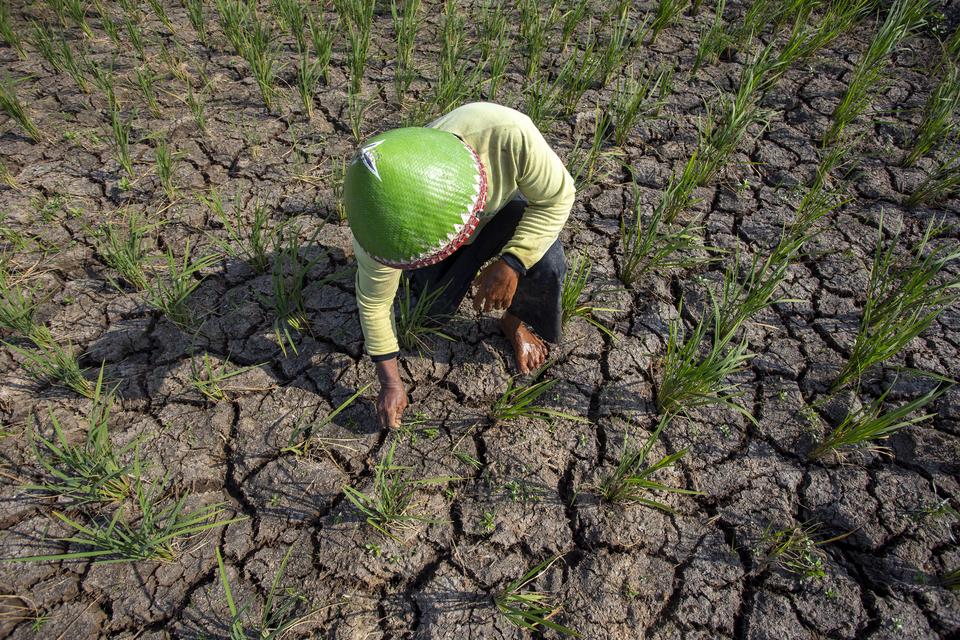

{"left": 376, "top": 382, "right": 407, "bottom": 429}
{"left": 375, "top": 357, "right": 407, "bottom": 429}
{"left": 472, "top": 258, "right": 519, "bottom": 312}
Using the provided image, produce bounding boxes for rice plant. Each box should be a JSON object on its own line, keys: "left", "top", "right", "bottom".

{"left": 154, "top": 139, "right": 178, "bottom": 200}
{"left": 618, "top": 181, "right": 714, "bottom": 286}
{"left": 6, "top": 325, "right": 93, "bottom": 397}
{"left": 186, "top": 83, "right": 207, "bottom": 132}
{"left": 810, "top": 382, "right": 949, "bottom": 460}
{"left": 307, "top": 11, "right": 335, "bottom": 84}
{"left": 143, "top": 241, "right": 219, "bottom": 329}
{"left": 433, "top": 0, "right": 479, "bottom": 113}
{"left": 63, "top": 0, "right": 94, "bottom": 38}
{"left": 110, "top": 107, "right": 133, "bottom": 177}
{"left": 342, "top": 439, "right": 457, "bottom": 540}
{"left": 908, "top": 149, "right": 960, "bottom": 205}
{"left": 710, "top": 245, "right": 800, "bottom": 341}
{"left": 395, "top": 278, "right": 452, "bottom": 353}
{"left": 650, "top": 0, "right": 690, "bottom": 44}
{"left": 27, "top": 366, "right": 132, "bottom": 505}
{"left": 560, "top": 0, "right": 589, "bottom": 51}
{"left": 184, "top": 0, "right": 208, "bottom": 44}
{"left": 561, "top": 253, "right": 617, "bottom": 339}
{"left": 189, "top": 353, "right": 261, "bottom": 402}
{"left": 242, "top": 15, "right": 279, "bottom": 112}
{"left": 216, "top": 0, "right": 253, "bottom": 55}
{"left": 493, "top": 554, "right": 582, "bottom": 637}
{"left": 347, "top": 92, "right": 372, "bottom": 143}
{"left": 341, "top": 0, "right": 375, "bottom": 95}
{"left": 485, "top": 28, "right": 512, "bottom": 101}
{"left": 756, "top": 522, "right": 847, "bottom": 579}
{"left": 568, "top": 107, "right": 619, "bottom": 189}
{"left": 206, "top": 194, "right": 276, "bottom": 275}
{"left": 146, "top": 0, "right": 173, "bottom": 32}
{"left": 904, "top": 59, "right": 960, "bottom": 166}
{"left": 215, "top": 546, "right": 317, "bottom": 639}
{"left": 390, "top": 0, "right": 421, "bottom": 105}
{"left": 610, "top": 65, "right": 673, "bottom": 146}
{"left": 655, "top": 303, "right": 755, "bottom": 423}
{"left": 0, "top": 3, "right": 26, "bottom": 59}
{"left": 0, "top": 266, "right": 40, "bottom": 335}
{"left": 135, "top": 65, "right": 161, "bottom": 117}
{"left": 519, "top": 0, "right": 553, "bottom": 79}
{"left": 0, "top": 76, "right": 41, "bottom": 143}
{"left": 598, "top": 5, "right": 644, "bottom": 85}
{"left": 283, "top": 384, "right": 370, "bottom": 457}
{"left": 91, "top": 58, "right": 117, "bottom": 112}
{"left": 267, "top": 226, "right": 323, "bottom": 356}
{"left": 693, "top": 0, "right": 731, "bottom": 71}
{"left": 823, "top": 0, "right": 931, "bottom": 146}
{"left": 834, "top": 215, "right": 960, "bottom": 390}
{"left": 524, "top": 70, "right": 563, "bottom": 131}
{"left": 490, "top": 370, "right": 586, "bottom": 424}
{"left": 599, "top": 415, "right": 700, "bottom": 509}
{"left": 124, "top": 17, "right": 146, "bottom": 60}
{"left": 14, "top": 478, "right": 243, "bottom": 563}
{"left": 272, "top": 0, "right": 307, "bottom": 51}
{"left": 32, "top": 20, "right": 64, "bottom": 73}
{"left": 96, "top": 211, "right": 153, "bottom": 291}
{"left": 296, "top": 47, "right": 324, "bottom": 119}
{"left": 555, "top": 38, "right": 601, "bottom": 116}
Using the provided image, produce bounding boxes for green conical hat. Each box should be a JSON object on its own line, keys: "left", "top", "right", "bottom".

{"left": 344, "top": 127, "right": 487, "bottom": 269}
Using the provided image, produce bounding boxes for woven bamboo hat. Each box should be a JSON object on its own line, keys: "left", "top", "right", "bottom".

{"left": 344, "top": 127, "right": 487, "bottom": 269}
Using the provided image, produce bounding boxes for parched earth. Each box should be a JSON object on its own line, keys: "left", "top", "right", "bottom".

{"left": 0, "top": 0, "right": 959, "bottom": 638}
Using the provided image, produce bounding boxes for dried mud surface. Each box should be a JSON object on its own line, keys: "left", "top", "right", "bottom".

{"left": 1, "top": 0, "right": 959, "bottom": 638}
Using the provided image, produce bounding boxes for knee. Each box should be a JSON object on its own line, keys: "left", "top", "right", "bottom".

{"left": 527, "top": 241, "right": 565, "bottom": 282}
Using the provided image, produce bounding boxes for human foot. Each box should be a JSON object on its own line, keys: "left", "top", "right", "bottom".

{"left": 500, "top": 312, "right": 548, "bottom": 374}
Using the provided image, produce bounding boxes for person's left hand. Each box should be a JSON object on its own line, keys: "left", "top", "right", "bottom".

{"left": 473, "top": 258, "right": 519, "bottom": 312}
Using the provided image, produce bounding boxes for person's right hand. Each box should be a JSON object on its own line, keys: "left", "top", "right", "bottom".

{"left": 376, "top": 382, "right": 408, "bottom": 429}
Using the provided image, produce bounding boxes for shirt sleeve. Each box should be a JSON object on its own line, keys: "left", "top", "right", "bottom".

{"left": 500, "top": 118, "right": 576, "bottom": 270}
{"left": 353, "top": 237, "right": 402, "bottom": 358}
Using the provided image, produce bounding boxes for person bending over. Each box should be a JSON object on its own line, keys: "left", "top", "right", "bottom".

{"left": 344, "top": 102, "right": 576, "bottom": 429}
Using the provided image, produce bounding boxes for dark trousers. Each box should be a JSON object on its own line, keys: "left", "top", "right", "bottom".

{"left": 405, "top": 199, "right": 566, "bottom": 343}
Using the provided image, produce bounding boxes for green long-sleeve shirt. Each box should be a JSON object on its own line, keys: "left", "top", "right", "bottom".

{"left": 352, "top": 102, "right": 576, "bottom": 358}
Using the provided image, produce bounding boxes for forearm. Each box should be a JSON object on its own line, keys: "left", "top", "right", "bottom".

{"left": 501, "top": 201, "right": 573, "bottom": 269}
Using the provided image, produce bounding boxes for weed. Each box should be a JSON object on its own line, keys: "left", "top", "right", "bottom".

{"left": 283, "top": 384, "right": 370, "bottom": 456}
{"left": 0, "top": 76, "right": 41, "bottom": 142}
{"left": 656, "top": 303, "right": 755, "bottom": 423}
{"left": 810, "top": 382, "right": 949, "bottom": 460}
{"left": 28, "top": 366, "right": 133, "bottom": 505}
{"left": 189, "top": 353, "right": 261, "bottom": 402}
{"left": 143, "top": 240, "right": 219, "bottom": 329}
{"left": 493, "top": 554, "right": 582, "bottom": 637}
{"left": 6, "top": 325, "right": 94, "bottom": 398}
{"left": 824, "top": 0, "right": 931, "bottom": 146}
{"left": 0, "top": 3, "right": 25, "bottom": 59}
{"left": 0, "top": 266, "right": 40, "bottom": 335}
{"left": 598, "top": 415, "right": 701, "bottom": 510}
{"left": 135, "top": 65, "right": 161, "bottom": 117}
{"left": 561, "top": 253, "right": 617, "bottom": 338}
{"left": 834, "top": 214, "right": 960, "bottom": 389}
{"left": 342, "top": 439, "right": 457, "bottom": 539}
{"left": 757, "top": 522, "right": 847, "bottom": 579}
{"left": 216, "top": 546, "right": 317, "bottom": 638}
{"left": 611, "top": 65, "right": 673, "bottom": 146}
{"left": 490, "top": 369, "right": 586, "bottom": 424}
{"left": 650, "top": 0, "right": 690, "bottom": 43}
{"left": 96, "top": 210, "right": 154, "bottom": 291}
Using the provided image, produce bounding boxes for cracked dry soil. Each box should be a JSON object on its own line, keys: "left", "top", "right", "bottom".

{"left": 1, "top": 0, "right": 959, "bottom": 638}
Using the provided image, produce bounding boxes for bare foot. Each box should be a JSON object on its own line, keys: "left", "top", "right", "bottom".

{"left": 500, "top": 312, "right": 548, "bottom": 374}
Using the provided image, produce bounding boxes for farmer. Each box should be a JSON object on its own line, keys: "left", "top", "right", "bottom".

{"left": 344, "top": 102, "right": 576, "bottom": 429}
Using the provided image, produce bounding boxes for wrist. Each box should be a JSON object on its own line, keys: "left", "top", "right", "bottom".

{"left": 375, "top": 357, "right": 403, "bottom": 388}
